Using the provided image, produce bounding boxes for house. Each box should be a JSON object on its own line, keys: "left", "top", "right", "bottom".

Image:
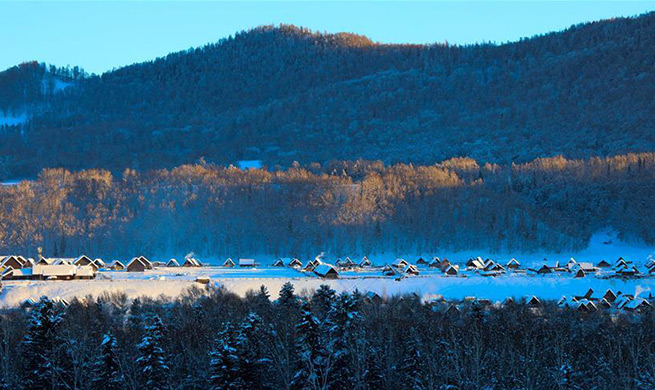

{"left": 616, "top": 265, "right": 640, "bottom": 277}
{"left": 527, "top": 296, "right": 542, "bottom": 307}
{"left": 574, "top": 268, "right": 585, "bottom": 278}
{"left": 93, "top": 258, "right": 106, "bottom": 269}
{"left": 31, "top": 264, "right": 96, "bottom": 280}
{"left": 0, "top": 255, "right": 28, "bottom": 269}
{"left": 183, "top": 257, "right": 202, "bottom": 267}
{"left": 603, "top": 289, "right": 618, "bottom": 303}
{"left": 222, "top": 258, "right": 235, "bottom": 267}
{"left": 359, "top": 256, "right": 372, "bottom": 267}
{"left": 506, "top": 258, "right": 520, "bottom": 269}
{"left": 565, "top": 258, "right": 577, "bottom": 270}
{"left": 314, "top": 264, "right": 339, "bottom": 279}
{"left": 73, "top": 255, "right": 94, "bottom": 267}
{"left": 239, "top": 258, "right": 256, "bottom": 267}
{"left": 416, "top": 257, "right": 428, "bottom": 266}
{"left": 126, "top": 257, "right": 151, "bottom": 272}
{"left": 536, "top": 265, "right": 552, "bottom": 274}
{"left": 382, "top": 264, "right": 396, "bottom": 276}
{"left": 405, "top": 264, "right": 420, "bottom": 276}
{"left": 444, "top": 265, "right": 459, "bottom": 276}
{"left": 623, "top": 297, "right": 652, "bottom": 312}
{"left": 338, "top": 257, "right": 356, "bottom": 267}
{"left": 303, "top": 261, "right": 318, "bottom": 272}
{"left": 484, "top": 261, "right": 505, "bottom": 272}
{"left": 597, "top": 259, "right": 611, "bottom": 268}
{"left": 109, "top": 261, "right": 125, "bottom": 271}
{"left": 2, "top": 267, "right": 33, "bottom": 280}
{"left": 466, "top": 258, "right": 485, "bottom": 270}
{"left": 574, "top": 262, "right": 597, "bottom": 273}
{"left": 167, "top": 259, "right": 180, "bottom": 267}
{"left": 289, "top": 258, "right": 302, "bottom": 268}
{"left": 439, "top": 258, "right": 452, "bottom": 270}
{"left": 503, "top": 297, "right": 515, "bottom": 306}
{"left": 273, "top": 257, "right": 292, "bottom": 267}
{"left": 429, "top": 257, "right": 441, "bottom": 268}
{"left": 392, "top": 258, "right": 408, "bottom": 268}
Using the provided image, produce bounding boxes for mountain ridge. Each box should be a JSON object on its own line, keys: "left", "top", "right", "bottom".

{"left": 0, "top": 13, "right": 654, "bottom": 178}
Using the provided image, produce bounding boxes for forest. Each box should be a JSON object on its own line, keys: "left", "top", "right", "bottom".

{"left": 1, "top": 283, "right": 655, "bottom": 390}
{"left": 1, "top": 153, "right": 654, "bottom": 258}
{"left": 0, "top": 13, "right": 654, "bottom": 177}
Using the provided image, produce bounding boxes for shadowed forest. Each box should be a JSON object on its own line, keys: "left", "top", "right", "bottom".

{"left": 1, "top": 285, "right": 655, "bottom": 389}
{"left": 1, "top": 153, "right": 654, "bottom": 258}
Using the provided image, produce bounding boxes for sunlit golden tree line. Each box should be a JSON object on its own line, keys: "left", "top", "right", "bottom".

{"left": 1, "top": 153, "right": 654, "bottom": 259}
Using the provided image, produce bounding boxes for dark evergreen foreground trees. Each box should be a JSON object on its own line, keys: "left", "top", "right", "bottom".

{"left": 2, "top": 286, "right": 655, "bottom": 389}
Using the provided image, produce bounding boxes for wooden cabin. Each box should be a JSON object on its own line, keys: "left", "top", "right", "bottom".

{"left": 416, "top": 257, "right": 428, "bottom": 266}
{"left": 127, "top": 257, "right": 150, "bottom": 272}
{"left": 359, "top": 256, "right": 372, "bottom": 267}
{"left": 239, "top": 258, "right": 256, "bottom": 267}
{"left": 109, "top": 261, "right": 125, "bottom": 271}
{"left": 597, "top": 259, "right": 611, "bottom": 268}
{"left": 506, "top": 258, "right": 520, "bottom": 269}
{"left": 222, "top": 258, "right": 235, "bottom": 267}
{"left": 444, "top": 265, "right": 459, "bottom": 276}
{"left": 314, "top": 264, "right": 339, "bottom": 279}
{"left": 73, "top": 255, "right": 94, "bottom": 267}
{"left": 182, "top": 257, "right": 202, "bottom": 267}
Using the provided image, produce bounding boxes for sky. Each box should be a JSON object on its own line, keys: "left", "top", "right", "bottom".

{"left": 1, "top": 1, "right": 654, "bottom": 75}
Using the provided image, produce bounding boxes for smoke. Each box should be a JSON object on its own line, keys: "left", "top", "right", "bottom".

{"left": 635, "top": 285, "right": 651, "bottom": 299}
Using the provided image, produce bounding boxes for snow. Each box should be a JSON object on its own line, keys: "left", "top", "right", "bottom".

{"left": 237, "top": 160, "right": 262, "bottom": 169}
{"left": 1, "top": 231, "right": 654, "bottom": 307}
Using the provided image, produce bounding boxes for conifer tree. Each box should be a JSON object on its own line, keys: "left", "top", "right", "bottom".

{"left": 208, "top": 324, "right": 244, "bottom": 390}
{"left": 136, "top": 315, "right": 169, "bottom": 390}
{"left": 21, "top": 297, "right": 64, "bottom": 390}
{"left": 91, "top": 332, "right": 123, "bottom": 390}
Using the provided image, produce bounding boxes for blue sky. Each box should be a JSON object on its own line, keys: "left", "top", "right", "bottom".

{"left": 1, "top": 1, "right": 653, "bottom": 74}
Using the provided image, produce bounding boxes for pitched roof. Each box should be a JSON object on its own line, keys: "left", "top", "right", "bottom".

{"left": 314, "top": 263, "right": 338, "bottom": 277}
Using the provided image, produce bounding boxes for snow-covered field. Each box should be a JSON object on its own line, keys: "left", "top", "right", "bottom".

{"left": 2, "top": 232, "right": 654, "bottom": 307}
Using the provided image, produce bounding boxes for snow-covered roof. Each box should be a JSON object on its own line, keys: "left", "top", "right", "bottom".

{"left": 239, "top": 258, "right": 255, "bottom": 266}
{"left": 314, "top": 263, "right": 338, "bottom": 277}
{"left": 167, "top": 259, "right": 180, "bottom": 267}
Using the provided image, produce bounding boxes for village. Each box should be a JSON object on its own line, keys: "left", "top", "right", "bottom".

{"left": 2, "top": 251, "right": 655, "bottom": 313}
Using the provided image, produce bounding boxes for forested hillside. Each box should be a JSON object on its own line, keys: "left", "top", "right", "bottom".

{"left": 1, "top": 153, "right": 654, "bottom": 258}
{"left": 0, "top": 13, "right": 654, "bottom": 177}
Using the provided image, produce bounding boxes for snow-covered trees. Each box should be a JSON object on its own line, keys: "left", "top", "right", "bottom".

{"left": 20, "top": 297, "right": 64, "bottom": 390}
{"left": 4, "top": 289, "right": 655, "bottom": 388}
{"left": 208, "top": 325, "right": 244, "bottom": 390}
{"left": 91, "top": 332, "right": 123, "bottom": 390}
{"left": 136, "top": 315, "right": 169, "bottom": 390}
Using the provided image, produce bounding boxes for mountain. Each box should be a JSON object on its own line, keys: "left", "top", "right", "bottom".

{"left": 1, "top": 14, "right": 655, "bottom": 178}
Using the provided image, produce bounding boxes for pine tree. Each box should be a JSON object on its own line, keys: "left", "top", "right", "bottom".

{"left": 311, "top": 284, "right": 336, "bottom": 321}
{"left": 136, "top": 315, "right": 169, "bottom": 390}
{"left": 277, "top": 282, "right": 298, "bottom": 309}
{"left": 292, "top": 301, "right": 326, "bottom": 390}
{"left": 235, "top": 312, "right": 266, "bottom": 389}
{"left": 401, "top": 328, "right": 426, "bottom": 390}
{"left": 326, "top": 293, "right": 353, "bottom": 389}
{"left": 91, "top": 332, "right": 123, "bottom": 390}
{"left": 208, "top": 324, "right": 244, "bottom": 390}
{"left": 21, "top": 296, "right": 64, "bottom": 390}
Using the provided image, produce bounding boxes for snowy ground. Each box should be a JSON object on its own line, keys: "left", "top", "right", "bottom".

{"left": 3, "top": 264, "right": 655, "bottom": 308}
{"left": 2, "top": 231, "right": 654, "bottom": 307}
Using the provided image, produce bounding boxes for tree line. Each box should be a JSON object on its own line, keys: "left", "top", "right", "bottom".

{"left": 0, "top": 153, "right": 654, "bottom": 259}
{"left": 2, "top": 284, "right": 655, "bottom": 389}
